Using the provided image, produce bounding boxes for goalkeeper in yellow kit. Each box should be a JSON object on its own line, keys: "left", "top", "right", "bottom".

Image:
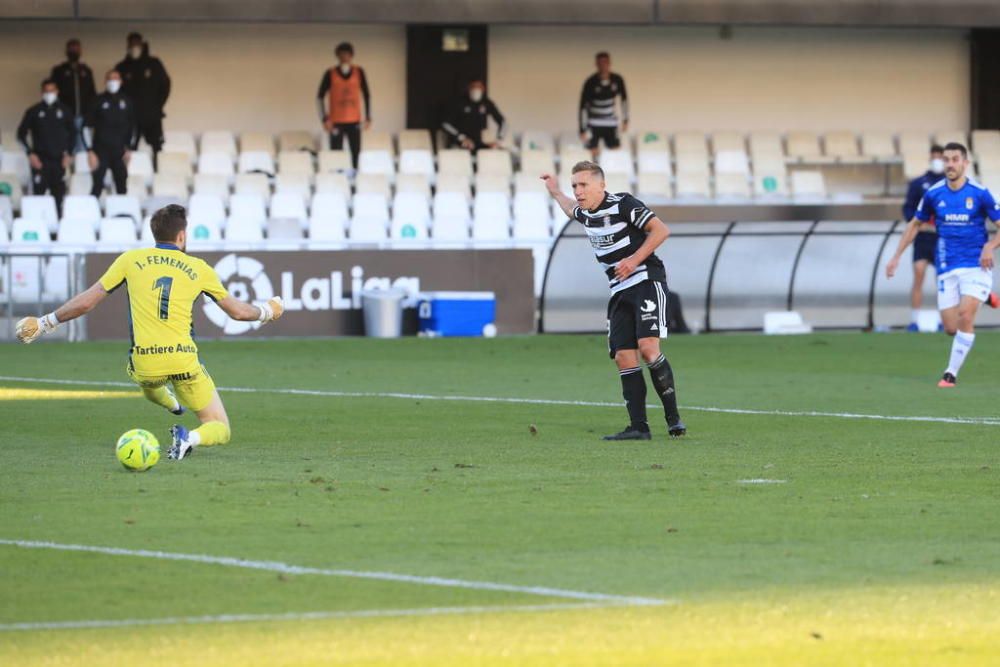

{"left": 15, "top": 204, "right": 284, "bottom": 461}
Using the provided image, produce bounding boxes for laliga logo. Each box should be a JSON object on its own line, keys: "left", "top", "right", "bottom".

{"left": 203, "top": 254, "right": 274, "bottom": 335}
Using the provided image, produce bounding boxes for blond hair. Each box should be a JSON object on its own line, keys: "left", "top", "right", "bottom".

{"left": 571, "top": 160, "right": 605, "bottom": 179}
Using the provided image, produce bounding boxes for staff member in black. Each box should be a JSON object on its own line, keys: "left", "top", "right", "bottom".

{"left": 116, "top": 32, "right": 170, "bottom": 156}
{"left": 579, "top": 52, "right": 629, "bottom": 157}
{"left": 50, "top": 38, "right": 97, "bottom": 153}
{"left": 441, "top": 80, "right": 506, "bottom": 151}
{"left": 84, "top": 70, "right": 137, "bottom": 197}
{"left": 17, "top": 78, "right": 75, "bottom": 212}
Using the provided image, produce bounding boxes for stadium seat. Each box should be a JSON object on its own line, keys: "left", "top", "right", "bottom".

{"left": 861, "top": 132, "right": 896, "bottom": 160}
{"left": 898, "top": 131, "right": 930, "bottom": 157}
{"left": 355, "top": 173, "right": 390, "bottom": 199}
{"left": 274, "top": 173, "right": 311, "bottom": 204}
{"left": 11, "top": 217, "right": 50, "bottom": 244}
{"left": 472, "top": 191, "right": 511, "bottom": 241}
{"left": 358, "top": 149, "right": 395, "bottom": 181}
{"left": 234, "top": 173, "right": 271, "bottom": 203}
{"left": 0, "top": 196, "right": 12, "bottom": 227}
{"left": 790, "top": 170, "right": 827, "bottom": 200}
{"left": 278, "top": 131, "right": 316, "bottom": 153}
{"left": 157, "top": 152, "right": 194, "bottom": 182}
{"left": 21, "top": 195, "right": 59, "bottom": 233}
{"left": 318, "top": 150, "right": 352, "bottom": 174}
{"left": 126, "top": 175, "right": 149, "bottom": 203}
{"left": 350, "top": 192, "right": 389, "bottom": 241}
{"left": 269, "top": 192, "right": 308, "bottom": 229}
{"left": 227, "top": 193, "right": 267, "bottom": 231}
{"left": 396, "top": 173, "right": 432, "bottom": 202}
{"left": 225, "top": 214, "right": 265, "bottom": 242}
{"left": 475, "top": 174, "right": 510, "bottom": 195}
{"left": 240, "top": 132, "right": 274, "bottom": 160}
{"left": 278, "top": 151, "right": 315, "bottom": 179}
{"left": 753, "top": 166, "right": 789, "bottom": 198}
{"left": 187, "top": 217, "right": 221, "bottom": 244}
{"left": 398, "top": 129, "right": 433, "bottom": 153}
{"left": 104, "top": 195, "right": 142, "bottom": 227}
{"left": 715, "top": 150, "right": 750, "bottom": 175}
{"left": 676, "top": 152, "right": 709, "bottom": 175}
{"left": 68, "top": 172, "right": 92, "bottom": 196}
{"left": 432, "top": 191, "right": 471, "bottom": 240}
{"left": 73, "top": 151, "right": 92, "bottom": 174}
{"left": 315, "top": 172, "right": 351, "bottom": 198}
{"left": 0, "top": 152, "right": 30, "bottom": 188}
{"left": 127, "top": 151, "right": 154, "bottom": 185}
{"left": 390, "top": 191, "right": 431, "bottom": 240}
{"left": 558, "top": 131, "right": 584, "bottom": 152}
{"left": 477, "top": 150, "right": 513, "bottom": 179}
{"left": 520, "top": 130, "right": 556, "bottom": 153}
{"left": 902, "top": 153, "right": 931, "bottom": 179}
{"left": 238, "top": 151, "right": 276, "bottom": 175}
{"left": 267, "top": 217, "right": 304, "bottom": 241}
{"left": 436, "top": 173, "right": 472, "bottom": 200}
{"left": 1, "top": 127, "right": 21, "bottom": 152}
{"left": 7, "top": 224, "right": 48, "bottom": 303}
{"left": 637, "top": 150, "right": 671, "bottom": 178}
{"left": 198, "top": 151, "right": 235, "bottom": 182}
{"left": 599, "top": 149, "right": 634, "bottom": 179}
{"left": 675, "top": 172, "right": 711, "bottom": 199}
{"left": 604, "top": 172, "right": 631, "bottom": 194}
{"left": 201, "top": 130, "right": 238, "bottom": 157}
{"left": 399, "top": 149, "right": 435, "bottom": 182}
{"left": 635, "top": 131, "right": 669, "bottom": 154}
{"left": 674, "top": 132, "right": 709, "bottom": 159}
{"left": 362, "top": 131, "right": 393, "bottom": 153}
{"left": 56, "top": 219, "right": 97, "bottom": 244}
{"left": 143, "top": 195, "right": 186, "bottom": 216}
{"left": 193, "top": 173, "right": 230, "bottom": 202}
{"left": 636, "top": 172, "right": 671, "bottom": 200}
{"left": 188, "top": 194, "right": 227, "bottom": 230}
{"left": 712, "top": 132, "right": 746, "bottom": 155}
{"left": 438, "top": 149, "right": 473, "bottom": 177}
{"left": 512, "top": 191, "right": 551, "bottom": 239}
{"left": 98, "top": 216, "right": 137, "bottom": 244}
{"left": 513, "top": 172, "right": 546, "bottom": 196}
{"left": 824, "top": 131, "right": 861, "bottom": 161}
{"left": 162, "top": 130, "right": 197, "bottom": 162}
{"left": 520, "top": 149, "right": 555, "bottom": 176}
{"left": 715, "top": 173, "right": 752, "bottom": 200}
{"left": 309, "top": 192, "right": 348, "bottom": 241}
{"left": 558, "top": 147, "right": 589, "bottom": 173}
{"left": 786, "top": 132, "right": 828, "bottom": 163}
{"left": 0, "top": 172, "right": 23, "bottom": 210}
{"left": 749, "top": 132, "right": 785, "bottom": 163}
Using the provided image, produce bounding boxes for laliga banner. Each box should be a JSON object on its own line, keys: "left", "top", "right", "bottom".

{"left": 84, "top": 249, "right": 535, "bottom": 338}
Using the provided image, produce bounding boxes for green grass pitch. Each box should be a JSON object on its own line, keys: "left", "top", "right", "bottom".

{"left": 0, "top": 332, "right": 998, "bottom": 666}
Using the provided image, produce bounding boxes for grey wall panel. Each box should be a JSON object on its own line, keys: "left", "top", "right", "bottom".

{"left": 0, "top": 1, "right": 74, "bottom": 19}
{"left": 77, "top": 0, "right": 654, "bottom": 24}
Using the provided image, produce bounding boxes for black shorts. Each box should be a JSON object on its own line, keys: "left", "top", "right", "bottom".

{"left": 607, "top": 280, "right": 669, "bottom": 358}
{"left": 586, "top": 126, "right": 620, "bottom": 150}
{"left": 913, "top": 231, "right": 936, "bottom": 264}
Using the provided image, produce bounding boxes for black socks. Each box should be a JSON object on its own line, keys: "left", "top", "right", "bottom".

{"left": 618, "top": 367, "right": 648, "bottom": 431}
{"left": 647, "top": 354, "right": 681, "bottom": 426}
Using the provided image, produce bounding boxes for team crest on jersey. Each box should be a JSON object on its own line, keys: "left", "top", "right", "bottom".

{"left": 602, "top": 215, "right": 612, "bottom": 226}
{"left": 966, "top": 197, "right": 974, "bottom": 210}
{"left": 119, "top": 100, "right": 126, "bottom": 110}
{"left": 144, "top": 69, "right": 152, "bottom": 78}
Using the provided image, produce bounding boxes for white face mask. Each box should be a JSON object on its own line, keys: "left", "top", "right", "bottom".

{"left": 107, "top": 79, "right": 121, "bottom": 94}
{"left": 42, "top": 92, "right": 58, "bottom": 105}
{"left": 930, "top": 158, "right": 945, "bottom": 174}
{"left": 339, "top": 63, "right": 351, "bottom": 75}
{"left": 469, "top": 89, "right": 484, "bottom": 103}
{"left": 129, "top": 46, "right": 142, "bottom": 59}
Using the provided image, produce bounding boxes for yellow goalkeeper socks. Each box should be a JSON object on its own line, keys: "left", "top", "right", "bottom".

{"left": 142, "top": 386, "right": 180, "bottom": 413}
{"left": 191, "top": 421, "right": 231, "bottom": 447}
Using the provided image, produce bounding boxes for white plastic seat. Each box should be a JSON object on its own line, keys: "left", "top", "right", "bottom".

{"left": 399, "top": 150, "right": 435, "bottom": 181}
{"left": 98, "top": 217, "right": 137, "bottom": 243}
{"left": 791, "top": 171, "right": 827, "bottom": 200}
{"left": 157, "top": 152, "right": 193, "bottom": 182}
{"left": 513, "top": 172, "right": 546, "bottom": 196}
{"left": 278, "top": 151, "right": 315, "bottom": 178}
{"left": 274, "top": 173, "right": 311, "bottom": 205}
{"left": 636, "top": 172, "right": 671, "bottom": 200}
{"left": 674, "top": 132, "right": 709, "bottom": 159}
{"left": 238, "top": 151, "right": 275, "bottom": 175}
{"left": 604, "top": 172, "right": 632, "bottom": 194}
{"left": 350, "top": 192, "right": 389, "bottom": 242}
{"left": 676, "top": 152, "right": 709, "bottom": 175}
{"left": 0, "top": 172, "right": 23, "bottom": 209}
{"left": 435, "top": 174, "right": 472, "bottom": 200}
{"left": 512, "top": 191, "right": 551, "bottom": 239}
{"left": 824, "top": 131, "right": 860, "bottom": 160}
{"left": 390, "top": 191, "right": 431, "bottom": 240}
{"left": 786, "top": 132, "right": 824, "bottom": 161}
{"left": 315, "top": 172, "right": 351, "bottom": 198}
{"left": 126, "top": 175, "right": 148, "bottom": 202}
{"left": 73, "top": 151, "right": 92, "bottom": 174}
{"left": 637, "top": 151, "right": 671, "bottom": 176}
{"left": 68, "top": 173, "right": 92, "bottom": 196}
{"left": 432, "top": 192, "right": 471, "bottom": 240}
{"left": 192, "top": 173, "right": 230, "bottom": 202}
{"left": 104, "top": 195, "right": 142, "bottom": 227}
{"left": 127, "top": 151, "right": 154, "bottom": 185}
{"left": 240, "top": 132, "right": 275, "bottom": 156}
{"left": 861, "top": 132, "right": 896, "bottom": 160}
{"left": 520, "top": 130, "right": 556, "bottom": 154}
{"left": 753, "top": 167, "right": 788, "bottom": 198}
{"left": 398, "top": 129, "right": 433, "bottom": 152}
{"left": 395, "top": 173, "right": 432, "bottom": 202}
{"left": 438, "top": 149, "right": 474, "bottom": 178}
{"left": 269, "top": 192, "right": 308, "bottom": 229}
{"left": 267, "top": 218, "right": 304, "bottom": 240}
{"left": 599, "top": 149, "right": 634, "bottom": 178}
{"left": 201, "top": 130, "right": 237, "bottom": 157}
{"left": 226, "top": 193, "right": 267, "bottom": 231}
{"left": 714, "top": 150, "right": 750, "bottom": 175}
{"left": 362, "top": 130, "right": 393, "bottom": 153}
{"left": 56, "top": 219, "right": 97, "bottom": 244}
{"left": 198, "top": 151, "right": 235, "bottom": 181}
{"left": 715, "top": 173, "right": 751, "bottom": 200}
{"left": 355, "top": 173, "right": 390, "bottom": 199}
{"left": 358, "top": 150, "right": 395, "bottom": 182}
{"left": 318, "top": 150, "right": 352, "bottom": 174}
{"left": 520, "top": 150, "right": 555, "bottom": 176}
{"left": 234, "top": 173, "right": 271, "bottom": 203}
{"left": 11, "top": 217, "right": 51, "bottom": 244}
{"left": 309, "top": 192, "right": 348, "bottom": 241}
{"left": 140, "top": 215, "right": 155, "bottom": 242}
{"left": 0, "top": 152, "right": 30, "bottom": 188}
{"left": 162, "top": 131, "right": 197, "bottom": 162}
{"left": 475, "top": 174, "right": 510, "bottom": 195}
{"left": 675, "top": 172, "right": 711, "bottom": 199}
{"left": 476, "top": 150, "right": 513, "bottom": 179}
{"left": 187, "top": 194, "right": 227, "bottom": 229}
{"left": 187, "top": 217, "right": 222, "bottom": 244}
{"left": 635, "top": 131, "right": 669, "bottom": 153}
{"left": 559, "top": 147, "right": 590, "bottom": 175}
{"left": 279, "top": 131, "right": 315, "bottom": 153}
{"left": 473, "top": 191, "right": 511, "bottom": 241}
{"left": 225, "top": 215, "right": 264, "bottom": 242}
{"left": 558, "top": 131, "right": 584, "bottom": 152}
{"left": 712, "top": 132, "right": 745, "bottom": 155}
{"left": 749, "top": 132, "right": 785, "bottom": 163}
{"left": 8, "top": 217, "right": 50, "bottom": 303}
{"left": 21, "top": 195, "right": 59, "bottom": 233}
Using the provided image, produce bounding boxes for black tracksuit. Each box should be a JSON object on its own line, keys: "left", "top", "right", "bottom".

{"left": 115, "top": 45, "right": 170, "bottom": 152}
{"left": 84, "top": 92, "right": 138, "bottom": 196}
{"left": 17, "top": 100, "right": 75, "bottom": 208}
{"left": 441, "top": 95, "right": 506, "bottom": 151}
{"left": 50, "top": 60, "right": 98, "bottom": 119}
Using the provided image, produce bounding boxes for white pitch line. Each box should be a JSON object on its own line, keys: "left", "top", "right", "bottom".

{"left": 0, "top": 539, "right": 666, "bottom": 607}
{"left": 0, "top": 602, "right": 625, "bottom": 633}
{"left": 1, "top": 374, "right": 999, "bottom": 426}
{"left": 737, "top": 479, "right": 787, "bottom": 485}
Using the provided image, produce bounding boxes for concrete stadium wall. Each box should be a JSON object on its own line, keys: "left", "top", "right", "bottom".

{"left": 0, "top": 22, "right": 969, "bottom": 137}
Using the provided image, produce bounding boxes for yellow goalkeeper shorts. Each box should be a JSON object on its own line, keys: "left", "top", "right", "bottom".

{"left": 126, "top": 360, "right": 218, "bottom": 412}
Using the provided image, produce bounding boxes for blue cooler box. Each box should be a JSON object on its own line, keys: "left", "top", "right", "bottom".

{"left": 418, "top": 291, "right": 496, "bottom": 337}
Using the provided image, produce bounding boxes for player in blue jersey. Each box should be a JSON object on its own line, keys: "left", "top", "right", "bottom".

{"left": 886, "top": 142, "right": 1000, "bottom": 387}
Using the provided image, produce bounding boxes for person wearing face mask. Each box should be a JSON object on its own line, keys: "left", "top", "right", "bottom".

{"left": 316, "top": 42, "right": 372, "bottom": 169}
{"left": 902, "top": 145, "right": 946, "bottom": 331}
{"left": 50, "top": 38, "right": 96, "bottom": 153}
{"left": 115, "top": 32, "right": 170, "bottom": 156}
{"left": 17, "top": 79, "right": 75, "bottom": 213}
{"left": 579, "top": 52, "right": 629, "bottom": 157}
{"left": 83, "top": 70, "right": 137, "bottom": 197}
{"left": 441, "top": 80, "right": 507, "bottom": 152}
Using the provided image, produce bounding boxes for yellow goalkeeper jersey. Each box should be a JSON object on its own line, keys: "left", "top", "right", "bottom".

{"left": 98, "top": 243, "right": 229, "bottom": 376}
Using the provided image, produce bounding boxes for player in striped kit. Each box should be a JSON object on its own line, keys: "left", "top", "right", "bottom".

{"left": 542, "top": 161, "right": 686, "bottom": 440}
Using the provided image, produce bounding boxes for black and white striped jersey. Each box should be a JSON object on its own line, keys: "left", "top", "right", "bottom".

{"left": 573, "top": 192, "right": 666, "bottom": 294}
{"left": 578, "top": 73, "right": 629, "bottom": 132}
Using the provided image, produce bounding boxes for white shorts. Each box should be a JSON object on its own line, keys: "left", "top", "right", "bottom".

{"left": 937, "top": 267, "right": 993, "bottom": 311}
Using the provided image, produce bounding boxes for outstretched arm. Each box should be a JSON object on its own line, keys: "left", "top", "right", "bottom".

{"left": 541, "top": 173, "right": 576, "bottom": 218}
{"left": 15, "top": 282, "right": 109, "bottom": 343}
{"left": 216, "top": 294, "right": 284, "bottom": 323}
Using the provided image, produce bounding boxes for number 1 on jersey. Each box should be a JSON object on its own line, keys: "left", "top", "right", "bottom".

{"left": 153, "top": 276, "right": 173, "bottom": 320}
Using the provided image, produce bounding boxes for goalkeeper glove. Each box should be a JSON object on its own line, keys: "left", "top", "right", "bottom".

{"left": 257, "top": 296, "right": 284, "bottom": 323}
{"left": 15, "top": 313, "right": 61, "bottom": 344}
